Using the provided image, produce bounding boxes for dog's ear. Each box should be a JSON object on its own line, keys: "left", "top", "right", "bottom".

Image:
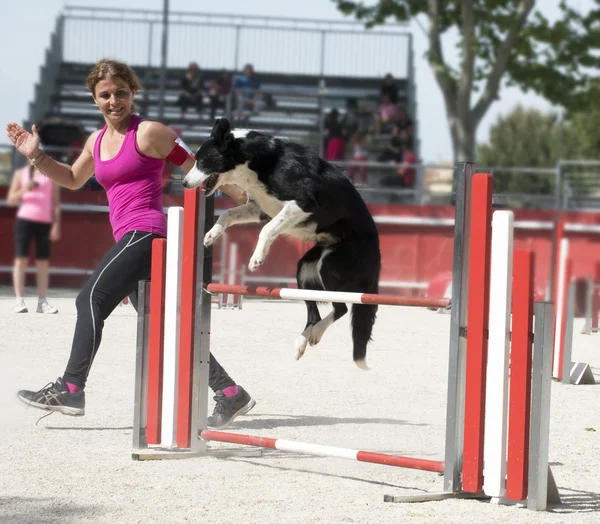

{"left": 210, "top": 118, "right": 223, "bottom": 136}
{"left": 212, "top": 118, "right": 234, "bottom": 151}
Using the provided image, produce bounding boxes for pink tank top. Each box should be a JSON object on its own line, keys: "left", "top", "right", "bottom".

{"left": 93, "top": 115, "right": 167, "bottom": 242}
{"left": 16, "top": 166, "right": 54, "bottom": 224}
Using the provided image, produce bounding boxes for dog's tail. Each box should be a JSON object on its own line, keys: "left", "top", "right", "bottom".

{"left": 351, "top": 303, "right": 378, "bottom": 370}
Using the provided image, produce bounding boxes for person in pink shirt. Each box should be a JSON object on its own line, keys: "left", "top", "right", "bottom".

{"left": 7, "top": 162, "right": 60, "bottom": 314}
{"left": 374, "top": 93, "right": 398, "bottom": 135}
{"left": 6, "top": 59, "right": 255, "bottom": 428}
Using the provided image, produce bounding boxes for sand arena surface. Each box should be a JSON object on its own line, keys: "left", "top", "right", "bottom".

{"left": 1, "top": 288, "right": 600, "bottom": 523}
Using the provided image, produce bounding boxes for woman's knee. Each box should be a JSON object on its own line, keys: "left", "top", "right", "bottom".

{"left": 75, "top": 287, "right": 91, "bottom": 312}
{"left": 14, "top": 257, "right": 28, "bottom": 268}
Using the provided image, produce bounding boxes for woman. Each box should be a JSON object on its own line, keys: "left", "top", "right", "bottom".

{"left": 6, "top": 59, "right": 255, "bottom": 429}
{"left": 7, "top": 161, "right": 60, "bottom": 314}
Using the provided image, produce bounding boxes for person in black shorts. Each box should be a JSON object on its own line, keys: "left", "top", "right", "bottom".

{"left": 7, "top": 163, "right": 60, "bottom": 314}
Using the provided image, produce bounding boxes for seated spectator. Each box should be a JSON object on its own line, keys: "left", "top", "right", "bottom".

{"left": 207, "top": 69, "right": 232, "bottom": 121}
{"left": 380, "top": 73, "right": 399, "bottom": 105}
{"left": 176, "top": 62, "right": 206, "bottom": 119}
{"left": 340, "top": 98, "right": 360, "bottom": 140}
{"left": 377, "top": 122, "right": 404, "bottom": 163}
{"left": 395, "top": 106, "right": 414, "bottom": 137}
{"left": 347, "top": 131, "right": 369, "bottom": 186}
{"left": 323, "top": 109, "right": 346, "bottom": 161}
{"left": 233, "top": 63, "right": 262, "bottom": 121}
{"left": 374, "top": 93, "right": 398, "bottom": 135}
{"left": 396, "top": 135, "right": 417, "bottom": 188}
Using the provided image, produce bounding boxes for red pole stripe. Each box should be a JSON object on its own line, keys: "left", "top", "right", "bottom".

{"left": 462, "top": 173, "right": 493, "bottom": 493}
{"left": 200, "top": 431, "right": 444, "bottom": 472}
{"left": 506, "top": 250, "right": 535, "bottom": 501}
{"left": 176, "top": 189, "right": 200, "bottom": 449}
{"left": 205, "top": 284, "right": 451, "bottom": 309}
{"left": 356, "top": 451, "right": 444, "bottom": 472}
{"left": 201, "top": 430, "right": 278, "bottom": 449}
{"left": 146, "top": 238, "right": 167, "bottom": 445}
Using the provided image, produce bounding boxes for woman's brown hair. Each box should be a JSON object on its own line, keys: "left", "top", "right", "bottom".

{"left": 87, "top": 59, "right": 142, "bottom": 113}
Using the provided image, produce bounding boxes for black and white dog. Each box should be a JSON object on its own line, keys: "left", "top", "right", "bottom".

{"left": 182, "top": 118, "right": 381, "bottom": 369}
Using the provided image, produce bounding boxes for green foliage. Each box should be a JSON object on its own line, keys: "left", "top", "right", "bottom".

{"left": 477, "top": 103, "right": 600, "bottom": 197}
{"left": 334, "top": 1, "right": 600, "bottom": 112}
{"left": 476, "top": 105, "right": 559, "bottom": 194}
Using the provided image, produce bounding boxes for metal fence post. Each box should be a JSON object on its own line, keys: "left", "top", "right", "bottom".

{"left": 444, "top": 162, "right": 473, "bottom": 493}
{"left": 157, "top": 0, "right": 170, "bottom": 122}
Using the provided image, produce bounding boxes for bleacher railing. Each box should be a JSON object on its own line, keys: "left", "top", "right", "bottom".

{"left": 4, "top": 142, "right": 600, "bottom": 209}
{"left": 58, "top": 6, "right": 411, "bottom": 78}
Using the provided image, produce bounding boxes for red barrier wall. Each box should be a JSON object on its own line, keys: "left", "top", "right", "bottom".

{"left": 2, "top": 187, "right": 600, "bottom": 306}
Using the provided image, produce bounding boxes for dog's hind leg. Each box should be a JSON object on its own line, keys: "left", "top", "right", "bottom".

{"left": 318, "top": 242, "right": 380, "bottom": 369}
{"left": 294, "top": 245, "right": 324, "bottom": 360}
{"left": 306, "top": 302, "right": 348, "bottom": 347}
{"left": 294, "top": 246, "right": 350, "bottom": 359}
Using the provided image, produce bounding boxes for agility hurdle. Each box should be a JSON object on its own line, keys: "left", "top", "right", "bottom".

{"left": 582, "top": 263, "right": 600, "bottom": 335}
{"left": 549, "top": 235, "right": 595, "bottom": 385}
{"left": 131, "top": 163, "right": 558, "bottom": 511}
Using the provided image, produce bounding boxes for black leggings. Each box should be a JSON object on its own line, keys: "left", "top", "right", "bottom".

{"left": 62, "top": 230, "right": 235, "bottom": 391}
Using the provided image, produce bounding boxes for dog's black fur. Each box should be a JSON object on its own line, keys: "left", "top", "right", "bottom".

{"left": 182, "top": 118, "right": 381, "bottom": 368}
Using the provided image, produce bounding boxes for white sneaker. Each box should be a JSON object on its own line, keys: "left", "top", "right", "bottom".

{"left": 15, "top": 298, "right": 28, "bottom": 313}
{"left": 36, "top": 299, "right": 58, "bottom": 314}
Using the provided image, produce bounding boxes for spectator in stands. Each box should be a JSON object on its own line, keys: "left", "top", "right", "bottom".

{"left": 380, "top": 73, "right": 398, "bottom": 105}
{"left": 233, "top": 63, "right": 262, "bottom": 121}
{"left": 323, "top": 108, "right": 346, "bottom": 161}
{"left": 208, "top": 69, "right": 232, "bottom": 121}
{"left": 396, "top": 134, "right": 417, "bottom": 189}
{"left": 176, "top": 62, "right": 206, "bottom": 119}
{"left": 374, "top": 93, "right": 398, "bottom": 135}
{"left": 377, "top": 122, "right": 404, "bottom": 163}
{"left": 394, "top": 105, "right": 414, "bottom": 137}
{"left": 347, "top": 130, "right": 369, "bottom": 186}
{"left": 6, "top": 58, "right": 255, "bottom": 429}
{"left": 340, "top": 98, "right": 360, "bottom": 140}
{"left": 7, "top": 161, "right": 61, "bottom": 314}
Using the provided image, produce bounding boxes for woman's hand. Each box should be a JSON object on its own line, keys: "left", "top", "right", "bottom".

{"left": 6, "top": 123, "right": 41, "bottom": 159}
{"left": 50, "top": 224, "right": 61, "bottom": 242}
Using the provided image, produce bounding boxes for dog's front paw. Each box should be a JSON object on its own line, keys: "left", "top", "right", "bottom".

{"left": 204, "top": 224, "right": 224, "bottom": 247}
{"left": 248, "top": 253, "right": 264, "bottom": 272}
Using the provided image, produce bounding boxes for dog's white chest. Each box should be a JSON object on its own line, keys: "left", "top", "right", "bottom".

{"left": 249, "top": 188, "right": 284, "bottom": 218}
{"left": 227, "top": 163, "right": 284, "bottom": 218}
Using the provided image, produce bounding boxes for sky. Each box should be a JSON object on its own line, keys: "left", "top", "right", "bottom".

{"left": 1, "top": 0, "right": 596, "bottom": 163}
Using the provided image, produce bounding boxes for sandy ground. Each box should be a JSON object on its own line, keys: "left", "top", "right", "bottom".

{"left": 1, "top": 287, "right": 600, "bottom": 524}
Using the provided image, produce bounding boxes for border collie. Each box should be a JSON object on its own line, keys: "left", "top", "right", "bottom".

{"left": 182, "top": 118, "right": 381, "bottom": 369}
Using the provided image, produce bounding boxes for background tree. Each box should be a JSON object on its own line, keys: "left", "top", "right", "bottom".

{"left": 334, "top": 0, "right": 600, "bottom": 163}
{"left": 477, "top": 105, "right": 559, "bottom": 194}
{"left": 477, "top": 103, "right": 600, "bottom": 197}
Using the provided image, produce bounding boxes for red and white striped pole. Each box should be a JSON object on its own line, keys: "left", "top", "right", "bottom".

{"left": 553, "top": 239, "right": 571, "bottom": 380}
{"left": 205, "top": 283, "right": 451, "bottom": 309}
{"left": 201, "top": 430, "right": 444, "bottom": 473}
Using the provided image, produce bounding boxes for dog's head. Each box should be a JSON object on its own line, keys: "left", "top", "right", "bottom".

{"left": 182, "top": 118, "right": 239, "bottom": 195}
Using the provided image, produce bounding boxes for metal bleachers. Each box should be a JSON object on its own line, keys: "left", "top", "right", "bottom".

{"left": 46, "top": 62, "right": 408, "bottom": 154}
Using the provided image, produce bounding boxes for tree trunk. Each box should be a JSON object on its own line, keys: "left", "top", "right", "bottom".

{"left": 449, "top": 116, "right": 476, "bottom": 163}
